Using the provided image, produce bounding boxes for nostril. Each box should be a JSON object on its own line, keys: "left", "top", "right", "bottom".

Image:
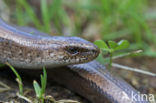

{"left": 94, "top": 48, "right": 100, "bottom": 55}
{"left": 92, "top": 49, "right": 96, "bottom": 53}
{"left": 90, "top": 49, "right": 99, "bottom": 57}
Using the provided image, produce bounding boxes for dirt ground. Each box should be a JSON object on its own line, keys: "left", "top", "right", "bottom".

{"left": 0, "top": 57, "right": 156, "bottom": 103}
{"left": 0, "top": 0, "right": 156, "bottom": 102}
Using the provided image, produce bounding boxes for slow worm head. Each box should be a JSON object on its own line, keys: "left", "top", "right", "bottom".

{"left": 0, "top": 19, "right": 100, "bottom": 69}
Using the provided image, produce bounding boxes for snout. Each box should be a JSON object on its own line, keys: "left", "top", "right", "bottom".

{"left": 90, "top": 44, "right": 100, "bottom": 59}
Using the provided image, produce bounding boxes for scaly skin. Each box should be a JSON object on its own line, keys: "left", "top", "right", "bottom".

{"left": 0, "top": 19, "right": 99, "bottom": 69}
{"left": 0, "top": 19, "right": 149, "bottom": 103}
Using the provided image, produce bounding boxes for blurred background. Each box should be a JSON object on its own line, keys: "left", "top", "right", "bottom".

{"left": 0, "top": 0, "right": 156, "bottom": 102}
{"left": 1, "top": 0, "right": 156, "bottom": 56}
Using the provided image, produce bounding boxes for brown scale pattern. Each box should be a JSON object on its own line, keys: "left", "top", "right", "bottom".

{"left": 0, "top": 18, "right": 149, "bottom": 103}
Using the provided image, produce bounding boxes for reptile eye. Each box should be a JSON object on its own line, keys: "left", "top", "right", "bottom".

{"left": 67, "top": 47, "right": 79, "bottom": 55}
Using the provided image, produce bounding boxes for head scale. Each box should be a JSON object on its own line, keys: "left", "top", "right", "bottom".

{"left": 45, "top": 37, "right": 100, "bottom": 67}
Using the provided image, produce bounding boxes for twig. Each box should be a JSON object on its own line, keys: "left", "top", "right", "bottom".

{"left": 112, "top": 50, "right": 143, "bottom": 59}
{"left": 0, "top": 81, "right": 11, "bottom": 92}
{"left": 57, "top": 99, "right": 81, "bottom": 103}
{"left": 112, "top": 63, "right": 156, "bottom": 77}
{"left": 16, "top": 93, "right": 33, "bottom": 103}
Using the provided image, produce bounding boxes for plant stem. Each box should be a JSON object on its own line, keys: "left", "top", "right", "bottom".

{"left": 109, "top": 52, "right": 113, "bottom": 69}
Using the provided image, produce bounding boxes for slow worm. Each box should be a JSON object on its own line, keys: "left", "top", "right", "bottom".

{"left": 0, "top": 19, "right": 149, "bottom": 103}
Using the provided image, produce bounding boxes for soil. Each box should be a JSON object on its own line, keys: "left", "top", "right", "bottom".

{"left": 0, "top": 57, "right": 156, "bottom": 103}
{"left": 0, "top": 67, "right": 89, "bottom": 103}
{"left": 0, "top": 0, "right": 155, "bottom": 102}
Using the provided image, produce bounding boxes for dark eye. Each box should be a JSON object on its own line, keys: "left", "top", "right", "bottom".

{"left": 67, "top": 47, "right": 79, "bottom": 55}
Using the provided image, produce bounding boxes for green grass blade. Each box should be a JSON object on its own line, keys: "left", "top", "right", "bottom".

{"left": 33, "top": 80, "right": 41, "bottom": 98}
{"left": 40, "top": 0, "right": 51, "bottom": 33}
{"left": 16, "top": 4, "right": 25, "bottom": 25}
{"left": 16, "top": 0, "right": 42, "bottom": 29}
{"left": 41, "top": 68, "right": 47, "bottom": 96}
{"left": 6, "top": 63, "right": 23, "bottom": 95}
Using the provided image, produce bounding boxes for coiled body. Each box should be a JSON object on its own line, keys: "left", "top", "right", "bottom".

{"left": 0, "top": 19, "right": 149, "bottom": 103}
